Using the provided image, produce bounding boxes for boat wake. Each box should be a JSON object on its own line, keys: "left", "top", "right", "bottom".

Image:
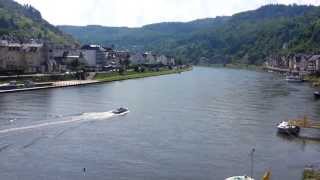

{"left": 0, "top": 111, "right": 119, "bottom": 134}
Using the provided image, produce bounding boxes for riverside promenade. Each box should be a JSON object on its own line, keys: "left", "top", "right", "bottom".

{"left": 0, "top": 80, "right": 100, "bottom": 94}
{"left": 0, "top": 66, "right": 192, "bottom": 94}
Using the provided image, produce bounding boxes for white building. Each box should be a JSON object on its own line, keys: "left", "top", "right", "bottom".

{"left": 157, "top": 55, "right": 168, "bottom": 65}
{"left": 129, "top": 53, "right": 146, "bottom": 65}
{"left": 145, "top": 52, "right": 157, "bottom": 65}
{"left": 81, "top": 45, "right": 107, "bottom": 69}
{"left": 81, "top": 49, "right": 97, "bottom": 67}
{"left": 168, "top": 56, "right": 176, "bottom": 66}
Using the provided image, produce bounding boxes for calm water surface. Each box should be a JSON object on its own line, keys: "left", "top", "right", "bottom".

{"left": 0, "top": 67, "right": 320, "bottom": 180}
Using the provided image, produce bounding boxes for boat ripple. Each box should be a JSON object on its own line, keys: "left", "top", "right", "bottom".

{"left": 0, "top": 111, "right": 117, "bottom": 134}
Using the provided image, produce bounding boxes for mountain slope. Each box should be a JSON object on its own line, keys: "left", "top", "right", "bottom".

{"left": 59, "top": 17, "right": 229, "bottom": 50}
{"left": 0, "top": 0, "right": 77, "bottom": 45}
{"left": 59, "top": 4, "right": 320, "bottom": 64}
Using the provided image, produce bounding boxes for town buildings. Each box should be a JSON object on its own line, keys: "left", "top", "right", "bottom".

{"left": 0, "top": 40, "right": 176, "bottom": 75}
{"left": 265, "top": 54, "right": 320, "bottom": 74}
{"left": 130, "top": 52, "right": 176, "bottom": 66}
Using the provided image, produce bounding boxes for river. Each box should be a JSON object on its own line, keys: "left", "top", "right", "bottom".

{"left": 0, "top": 67, "right": 319, "bottom": 180}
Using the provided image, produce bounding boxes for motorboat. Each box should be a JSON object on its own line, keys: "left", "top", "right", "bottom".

{"left": 112, "top": 107, "right": 129, "bottom": 115}
{"left": 277, "top": 121, "right": 300, "bottom": 135}
{"left": 23, "top": 80, "right": 35, "bottom": 88}
{"left": 225, "top": 176, "right": 254, "bottom": 180}
{"left": 314, "top": 91, "right": 320, "bottom": 99}
{"left": 285, "top": 75, "right": 303, "bottom": 82}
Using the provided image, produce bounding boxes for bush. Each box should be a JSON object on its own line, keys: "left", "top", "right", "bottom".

{"left": 134, "top": 66, "right": 140, "bottom": 72}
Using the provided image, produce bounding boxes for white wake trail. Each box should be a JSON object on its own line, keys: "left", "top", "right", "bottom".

{"left": 0, "top": 111, "right": 116, "bottom": 134}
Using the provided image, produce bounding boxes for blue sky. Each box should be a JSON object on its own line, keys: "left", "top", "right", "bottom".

{"left": 15, "top": 0, "right": 320, "bottom": 27}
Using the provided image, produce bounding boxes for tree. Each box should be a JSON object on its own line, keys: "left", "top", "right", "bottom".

{"left": 69, "top": 59, "right": 85, "bottom": 71}
{"left": 119, "top": 58, "right": 130, "bottom": 69}
{"left": 134, "top": 66, "right": 140, "bottom": 72}
{"left": 118, "top": 67, "right": 125, "bottom": 75}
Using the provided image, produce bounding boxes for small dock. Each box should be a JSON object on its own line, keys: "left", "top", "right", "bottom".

{"left": 288, "top": 116, "right": 320, "bottom": 129}
{"left": 276, "top": 116, "right": 320, "bottom": 138}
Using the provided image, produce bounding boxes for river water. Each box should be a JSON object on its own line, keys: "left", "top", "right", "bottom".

{"left": 0, "top": 67, "right": 319, "bottom": 180}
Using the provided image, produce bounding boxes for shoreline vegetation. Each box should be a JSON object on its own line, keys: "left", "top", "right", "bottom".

{"left": 94, "top": 66, "right": 192, "bottom": 82}
{"left": 304, "top": 75, "right": 320, "bottom": 87}
{"left": 303, "top": 167, "right": 320, "bottom": 180}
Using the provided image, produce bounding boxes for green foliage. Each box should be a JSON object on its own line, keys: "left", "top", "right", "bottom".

{"left": 59, "top": 17, "right": 229, "bottom": 52}
{"left": 0, "top": 0, "right": 77, "bottom": 45}
{"left": 118, "top": 67, "right": 125, "bottom": 75}
{"left": 94, "top": 67, "right": 191, "bottom": 82}
{"left": 60, "top": 4, "right": 320, "bottom": 65}
{"left": 69, "top": 59, "right": 86, "bottom": 71}
{"left": 303, "top": 168, "right": 320, "bottom": 180}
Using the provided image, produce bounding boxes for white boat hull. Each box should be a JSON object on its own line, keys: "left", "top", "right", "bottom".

{"left": 277, "top": 121, "right": 300, "bottom": 135}
{"left": 225, "top": 176, "right": 254, "bottom": 180}
{"left": 286, "top": 75, "right": 303, "bottom": 82}
{"left": 116, "top": 110, "right": 130, "bottom": 116}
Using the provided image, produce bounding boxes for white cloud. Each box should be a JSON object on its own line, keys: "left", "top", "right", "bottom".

{"left": 14, "top": 0, "right": 320, "bottom": 27}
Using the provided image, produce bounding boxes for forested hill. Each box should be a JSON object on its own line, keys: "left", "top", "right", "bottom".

{"left": 59, "top": 4, "right": 320, "bottom": 64}
{"left": 58, "top": 17, "right": 229, "bottom": 50}
{"left": 0, "top": 0, "right": 77, "bottom": 45}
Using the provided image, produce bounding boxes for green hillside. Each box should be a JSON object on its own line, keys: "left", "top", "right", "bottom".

{"left": 0, "top": 0, "right": 77, "bottom": 45}
{"left": 58, "top": 17, "right": 229, "bottom": 51}
{"left": 59, "top": 4, "right": 320, "bottom": 65}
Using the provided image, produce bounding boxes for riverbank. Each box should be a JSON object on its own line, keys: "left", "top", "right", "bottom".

{"left": 0, "top": 73, "right": 79, "bottom": 84}
{"left": 263, "top": 64, "right": 320, "bottom": 86}
{"left": 0, "top": 66, "right": 192, "bottom": 94}
{"left": 94, "top": 67, "right": 192, "bottom": 82}
{"left": 303, "top": 75, "right": 320, "bottom": 87}
{"left": 199, "top": 64, "right": 263, "bottom": 71}
{"left": 202, "top": 64, "right": 320, "bottom": 87}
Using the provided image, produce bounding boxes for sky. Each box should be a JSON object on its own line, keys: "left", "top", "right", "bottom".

{"left": 14, "top": 0, "right": 320, "bottom": 27}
